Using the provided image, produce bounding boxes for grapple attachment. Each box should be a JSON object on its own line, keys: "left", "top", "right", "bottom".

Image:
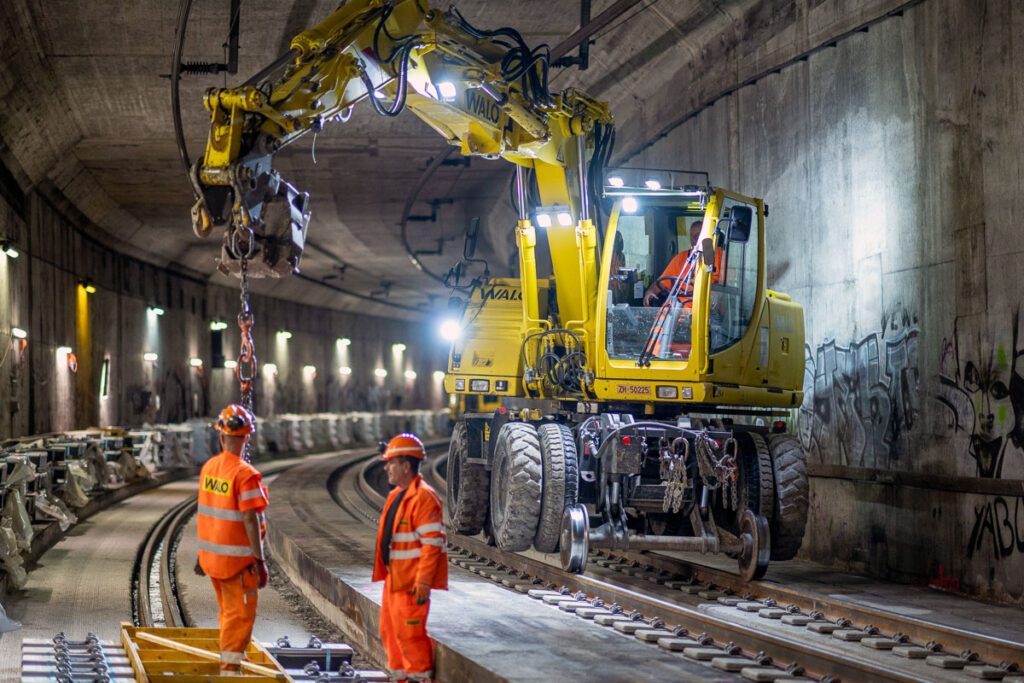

{"left": 190, "top": 160, "right": 311, "bottom": 279}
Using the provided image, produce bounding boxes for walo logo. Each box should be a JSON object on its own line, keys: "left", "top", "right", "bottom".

{"left": 480, "top": 286, "right": 523, "bottom": 303}
{"left": 464, "top": 90, "right": 501, "bottom": 125}
{"left": 203, "top": 476, "right": 232, "bottom": 496}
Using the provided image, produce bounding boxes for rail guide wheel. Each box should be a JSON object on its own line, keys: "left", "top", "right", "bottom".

{"left": 560, "top": 504, "right": 589, "bottom": 574}
{"left": 737, "top": 509, "right": 770, "bottom": 581}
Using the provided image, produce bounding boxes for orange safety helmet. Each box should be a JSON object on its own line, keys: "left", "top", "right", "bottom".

{"left": 380, "top": 433, "right": 426, "bottom": 461}
{"left": 215, "top": 404, "right": 255, "bottom": 436}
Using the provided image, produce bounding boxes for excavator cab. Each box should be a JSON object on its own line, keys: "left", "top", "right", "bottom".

{"left": 595, "top": 174, "right": 792, "bottom": 395}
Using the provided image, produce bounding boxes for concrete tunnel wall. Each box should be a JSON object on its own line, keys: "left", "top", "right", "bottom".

{"left": 624, "top": 0, "right": 1024, "bottom": 602}
{"left": 0, "top": 187, "right": 450, "bottom": 440}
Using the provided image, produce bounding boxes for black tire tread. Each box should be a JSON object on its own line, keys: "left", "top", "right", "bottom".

{"left": 745, "top": 432, "right": 775, "bottom": 520}
{"left": 446, "top": 421, "right": 489, "bottom": 535}
{"left": 490, "top": 422, "right": 542, "bottom": 552}
{"left": 766, "top": 433, "right": 809, "bottom": 561}
{"left": 534, "top": 423, "right": 579, "bottom": 553}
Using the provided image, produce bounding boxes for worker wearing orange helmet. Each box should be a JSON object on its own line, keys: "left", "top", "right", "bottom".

{"left": 373, "top": 433, "right": 448, "bottom": 682}
{"left": 193, "top": 404, "right": 269, "bottom": 673}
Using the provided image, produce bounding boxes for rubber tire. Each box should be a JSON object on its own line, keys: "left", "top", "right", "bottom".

{"left": 534, "top": 423, "right": 579, "bottom": 553}
{"left": 489, "top": 422, "right": 543, "bottom": 552}
{"left": 766, "top": 433, "right": 809, "bottom": 561}
{"left": 446, "top": 421, "right": 489, "bottom": 535}
{"left": 739, "top": 432, "right": 775, "bottom": 520}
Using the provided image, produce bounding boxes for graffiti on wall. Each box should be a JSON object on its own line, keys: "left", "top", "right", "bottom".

{"left": 799, "top": 307, "right": 920, "bottom": 467}
{"left": 967, "top": 496, "right": 1024, "bottom": 562}
{"left": 935, "top": 311, "right": 1024, "bottom": 479}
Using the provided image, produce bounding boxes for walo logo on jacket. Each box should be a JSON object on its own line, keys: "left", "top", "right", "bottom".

{"left": 203, "top": 475, "right": 232, "bottom": 496}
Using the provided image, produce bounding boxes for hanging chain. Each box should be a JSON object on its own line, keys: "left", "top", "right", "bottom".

{"left": 694, "top": 431, "right": 739, "bottom": 510}
{"left": 236, "top": 244, "right": 257, "bottom": 463}
{"left": 660, "top": 437, "right": 689, "bottom": 514}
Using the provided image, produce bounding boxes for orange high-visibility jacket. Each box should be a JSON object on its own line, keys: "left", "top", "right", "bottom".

{"left": 373, "top": 475, "right": 448, "bottom": 593}
{"left": 197, "top": 451, "right": 268, "bottom": 580}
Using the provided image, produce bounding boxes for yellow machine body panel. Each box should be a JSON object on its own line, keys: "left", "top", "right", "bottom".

{"left": 444, "top": 278, "right": 549, "bottom": 400}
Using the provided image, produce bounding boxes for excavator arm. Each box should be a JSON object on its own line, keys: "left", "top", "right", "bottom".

{"left": 190, "top": 0, "right": 613, "bottom": 304}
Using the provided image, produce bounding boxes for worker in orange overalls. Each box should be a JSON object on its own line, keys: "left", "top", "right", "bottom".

{"left": 643, "top": 220, "right": 724, "bottom": 306}
{"left": 373, "top": 433, "right": 448, "bottom": 682}
{"left": 193, "top": 404, "right": 269, "bottom": 673}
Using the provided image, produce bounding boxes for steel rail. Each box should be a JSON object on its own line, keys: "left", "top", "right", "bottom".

{"left": 132, "top": 495, "right": 197, "bottom": 628}
{"left": 603, "top": 547, "right": 1024, "bottom": 670}
{"left": 134, "top": 445, "right": 387, "bottom": 628}
{"left": 347, "top": 451, "right": 918, "bottom": 683}
{"left": 421, "top": 451, "right": 1021, "bottom": 682}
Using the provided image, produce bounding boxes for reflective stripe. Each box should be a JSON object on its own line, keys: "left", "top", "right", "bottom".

{"left": 199, "top": 539, "right": 254, "bottom": 557}
{"left": 388, "top": 548, "right": 421, "bottom": 560}
{"left": 388, "top": 446, "right": 424, "bottom": 454}
{"left": 415, "top": 522, "right": 444, "bottom": 536}
{"left": 220, "top": 651, "right": 243, "bottom": 665}
{"left": 420, "top": 536, "right": 445, "bottom": 546}
{"left": 197, "top": 504, "right": 244, "bottom": 521}
{"left": 239, "top": 488, "right": 265, "bottom": 501}
{"left": 392, "top": 532, "right": 418, "bottom": 542}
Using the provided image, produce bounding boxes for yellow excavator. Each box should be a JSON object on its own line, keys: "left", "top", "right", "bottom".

{"left": 189, "top": 0, "right": 808, "bottom": 580}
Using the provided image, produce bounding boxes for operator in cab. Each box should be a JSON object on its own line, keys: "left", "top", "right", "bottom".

{"left": 373, "top": 433, "right": 448, "bottom": 682}
{"left": 193, "top": 404, "right": 269, "bottom": 674}
{"left": 642, "top": 220, "right": 723, "bottom": 306}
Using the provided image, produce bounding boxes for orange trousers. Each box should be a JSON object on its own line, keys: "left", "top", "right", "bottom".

{"left": 380, "top": 575, "right": 433, "bottom": 681}
{"left": 210, "top": 564, "right": 260, "bottom": 670}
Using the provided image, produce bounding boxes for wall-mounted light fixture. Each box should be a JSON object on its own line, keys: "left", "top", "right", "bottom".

{"left": 392, "top": 343, "right": 407, "bottom": 353}
{"left": 263, "top": 363, "right": 279, "bottom": 375}
{"left": 189, "top": 357, "right": 203, "bottom": 368}
{"left": 374, "top": 368, "right": 388, "bottom": 378}
{"left": 340, "top": 366, "right": 353, "bottom": 376}
{"left": 224, "top": 359, "right": 238, "bottom": 369}
{"left": 11, "top": 327, "right": 27, "bottom": 340}
{"left": 143, "top": 352, "right": 158, "bottom": 362}
{"left": 303, "top": 364, "right": 317, "bottom": 380}
{"left": 147, "top": 306, "right": 165, "bottom": 317}
{"left": 1, "top": 239, "right": 18, "bottom": 259}
{"left": 277, "top": 329, "right": 292, "bottom": 341}
{"left": 210, "top": 320, "right": 229, "bottom": 331}
{"left": 404, "top": 370, "right": 417, "bottom": 380}
{"left": 79, "top": 279, "right": 97, "bottom": 294}
{"left": 432, "top": 370, "right": 445, "bottom": 382}
{"left": 336, "top": 337, "right": 352, "bottom": 347}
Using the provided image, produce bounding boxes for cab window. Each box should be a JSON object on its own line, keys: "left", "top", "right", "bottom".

{"left": 605, "top": 205, "right": 704, "bottom": 361}
{"left": 709, "top": 198, "right": 759, "bottom": 353}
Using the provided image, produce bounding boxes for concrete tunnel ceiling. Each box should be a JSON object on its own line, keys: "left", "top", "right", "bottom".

{"left": 0, "top": 0, "right": 918, "bottom": 319}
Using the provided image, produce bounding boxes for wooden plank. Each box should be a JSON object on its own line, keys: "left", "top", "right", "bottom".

{"left": 138, "top": 649, "right": 273, "bottom": 664}
{"left": 145, "top": 676, "right": 279, "bottom": 683}
{"left": 133, "top": 631, "right": 288, "bottom": 680}
{"left": 143, "top": 661, "right": 224, "bottom": 674}
{"left": 120, "top": 624, "right": 150, "bottom": 683}
{"left": 132, "top": 626, "right": 221, "bottom": 638}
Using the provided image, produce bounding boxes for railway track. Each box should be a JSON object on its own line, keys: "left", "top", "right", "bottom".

{"left": 131, "top": 494, "right": 196, "bottom": 628}
{"left": 131, "top": 448, "right": 385, "bottom": 630}
{"left": 324, "top": 443, "right": 1021, "bottom": 682}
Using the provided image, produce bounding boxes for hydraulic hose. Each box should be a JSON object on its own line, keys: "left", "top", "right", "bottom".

{"left": 171, "top": 0, "right": 196, "bottom": 195}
